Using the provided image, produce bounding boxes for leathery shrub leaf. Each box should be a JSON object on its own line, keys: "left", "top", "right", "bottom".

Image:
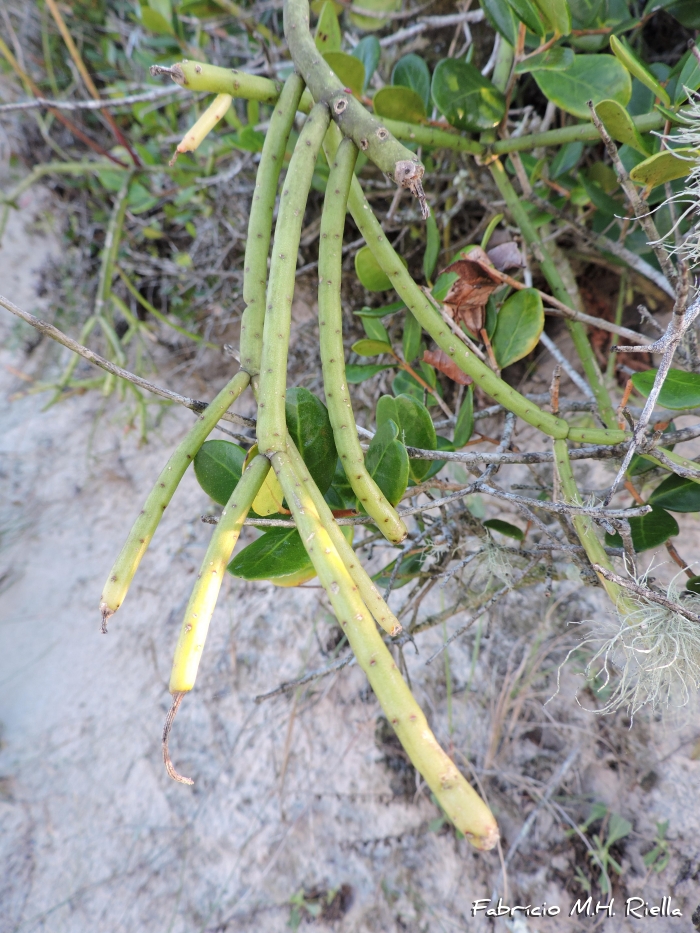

{"left": 373, "top": 85, "right": 427, "bottom": 123}
{"left": 631, "top": 368, "right": 700, "bottom": 410}
{"left": 392, "top": 53, "right": 431, "bottom": 111}
{"left": 533, "top": 54, "right": 631, "bottom": 119}
{"left": 376, "top": 393, "right": 436, "bottom": 482}
{"left": 484, "top": 518, "right": 525, "bottom": 540}
{"left": 355, "top": 244, "right": 393, "bottom": 291}
{"left": 314, "top": 1, "right": 341, "bottom": 53}
{"left": 454, "top": 385, "right": 475, "bottom": 447}
{"left": 364, "top": 419, "right": 409, "bottom": 505}
{"left": 323, "top": 51, "right": 365, "bottom": 97}
{"left": 649, "top": 473, "right": 700, "bottom": 512}
{"left": 605, "top": 505, "right": 679, "bottom": 552}
{"left": 491, "top": 288, "right": 544, "bottom": 369}
{"left": 194, "top": 439, "right": 246, "bottom": 505}
{"left": 286, "top": 387, "right": 337, "bottom": 495}
{"left": 431, "top": 59, "right": 506, "bottom": 132}
{"left": 228, "top": 525, "right": 353, "bottom": 586}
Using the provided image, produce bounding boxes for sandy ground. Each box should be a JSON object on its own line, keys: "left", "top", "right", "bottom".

{"left": 2, "top": 189, "right": 700, "bottom": 933}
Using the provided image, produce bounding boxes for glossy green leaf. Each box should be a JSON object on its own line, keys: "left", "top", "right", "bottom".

{"left": 376, "top": 393, "right": 436, "bottom": 481}
{"left": 605, "top": 506, "right": 678, "bottom": 552}
{"left": 491, "top": 288, "right": 544, "bottom": 369}
{"left": 285, "top": 387, "right": 337, "bottom": 495}
{"left": 228, "top": 527, "right": 314, "bottom": 585}
{"left": 392, "top": 54, "right": 432, "bottom": 111}
{"left": 402, "top": 309, "right": 422, "bottom": 363}
{"left": 431, "top": 59, "right": 506, "bottom": 132}
{"left": 355, "top": 244, "right": 393, "bottom": 291}
{"left": 372, "top": 550, "right": 425, "bottom": 589}
{"left": 649, "top": 473, "right": 700, "bottom": 512}
{"left": 194, "top": 439, "right": 247, "bottom": 505}
{"left": 345, "top": 362, "right": 395, "bottom": 383}
{"left": 372, "top": 551, "right": 424, "bottom": 588}
{"left": 534, "top": 54, "right": 631, "bottom": 119}
{"left": 631, "top": 368, "right": 700, "bottom": 410}
{"left": 550, "top": 140, "right": 583, "bottom": 178}
{"left": 629, "top": 149, "right": 696, "bottom": 187}
{"left": 140, "top": 7, "right": 176, "bottom": 34}
{"left": 420, "top": 435, "right": 453, "bottom": 480}
{"left": 484, "top": 518, "right": 524, "bottom": 540}
{"left": 506, "top": 0, "right": 546, "bottom": 35}
{"left": 373, "top": 85, "right": 426, "bottom": 123}
{"left": 359, "top": 315, "right": 390, "bottom": 343}
{"left": 515, "top": 46, "right": 574, "bottom": 75}
{"left": 352, "top": 338, "right": 393, "bottom": 356}
{"left": 595, "top": 99, "right": 650, "bottom": 155}
{"left": 686, "top": 575, "right": 700, "bottom": 594}
{"left": 647, "top": 0, "right": 700, "bottom": 28}
{"left": 323, "top": 52, "right": 365, "bottom": 97}
{"left": 609, "top": 35, "right": 670, "bottom": 106}
{"left": 328, "top": 458, "right": 355, "bottom": 507}
{"left": 480, "top": 0, "right": 518, "bottom": 45}
{"left": 531, "top": 0, "right": 571, "bottom": 35}
{"left": 392, "top": 370, "right": 426, "bottom": 403}
{"left": 432, "top": 270, "right": 460, "bottom": 302}
{"left": 365, "top": 419, "right": 409, "bottom": 505}
{"left": 315, "top": 1, "right": 342, "bottom": 52}
{"left": 353, "top": 300, "right": 405, "bottom": 318}
{"left": 352, "top": 36, "right": 380, "bottom": 91}
{"left": 349, "top": 0, "right": 401, "bottom": 32}
{"left": 673, "top": 44, "right": 700, "bottom": 105}
{"left": 454, "top": 385, "right": 474, "bottom": 447}
{"left": 423, "top": 210, "right": 440, "bottom": 283}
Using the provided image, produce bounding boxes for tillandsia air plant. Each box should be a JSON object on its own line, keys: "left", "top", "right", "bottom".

{"left": 5, "top": 0, "right": 700, "bottom": 852}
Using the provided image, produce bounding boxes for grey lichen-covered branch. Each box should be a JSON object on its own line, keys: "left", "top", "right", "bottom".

{"left": 283, "top": 0, "right": 428, "bottom": 217}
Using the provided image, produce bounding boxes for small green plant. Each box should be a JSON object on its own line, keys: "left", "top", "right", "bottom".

{"left": 567, "top": 802, "right": 632, "bottom": 895}
{"left": 643, "top": 820, "right": 671, "bottom": 874}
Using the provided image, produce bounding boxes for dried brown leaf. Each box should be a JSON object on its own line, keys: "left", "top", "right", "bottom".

{"left": 422, "top": 348, "right": 473, "bottom": 385}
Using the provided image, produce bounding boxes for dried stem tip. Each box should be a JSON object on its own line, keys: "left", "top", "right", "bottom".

{"left": 162, "top": 692, "right": 194, "bottom": 786}
{"left": 394, "top": 160, "right": 428, "bottom": 219}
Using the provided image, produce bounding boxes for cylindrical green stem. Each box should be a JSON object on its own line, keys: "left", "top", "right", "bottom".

{"left": 324, "top": 130, "right": 567, "bottom": 438}
{"left": 156, "top": 60, "right": 670, "bottom": 160}
{"left": 272, "top": 448, "right": 499, "bottom": 849}
{"left": 240, "top": 74, "right": 305, "bottom": 375}
{"left": 285, "top": 437, "right": 404, "bottom": 635}
{"left": 319, "top": 136, "right": 408, "bottom": 544}
{"left": 169, "top": 454, "right": 270, "bottom": 693}
{"left": 95, "top": 171, "right": 133, "bottom": 320}
{"left": 158, "top": 60, "right": 286, "bottom": 104}
{"left": 283, "top": 0, "right": 426, "bottom": 208}
{"left": 489, "top": 158, "right": 617, "bottom": 428}
{"left": 554, "top": 438, "right": 634, "bottom": 613}
{"left": 256, "top": 102, "right": 331, "bottom": 455}
{"left": 100, "top": 369, "right": 251, "bottom": 627}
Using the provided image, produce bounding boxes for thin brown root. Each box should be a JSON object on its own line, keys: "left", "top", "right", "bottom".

{"left": 162, "top": 692, "right": 194, "bottom": 786}
{"left": 100, "top": 602, "right": 114, "bottom": 635}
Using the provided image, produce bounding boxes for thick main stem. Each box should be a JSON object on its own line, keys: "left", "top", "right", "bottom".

{"left": 256, "top": 102, "right": 331, "bottom": 455}
{"left": 240, "top": 73, "right": 305, "bottom": 374}
{"left": 272, "top": 448, "right": 499, "bottom": 849}
{"left": 283, "top": 0, "right": 426, "bottom": 212}
{"left": 319, "top": 136, "right": 407, "bottom": 544}
{"left": 100, "top": 369, "right": 250, "bottom": 626}
{"left": 169, "top": 454, "right": 270, "bottom": 693}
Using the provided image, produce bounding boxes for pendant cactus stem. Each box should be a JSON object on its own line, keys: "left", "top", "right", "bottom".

{"left": 256, "top": 102, "right": 331, "bottom": 456}
{"left": 240, "top": 74, "right": 305, "bottom": 375}
{"left": 318, "top": 135, "right": 408, "bottom": 545}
